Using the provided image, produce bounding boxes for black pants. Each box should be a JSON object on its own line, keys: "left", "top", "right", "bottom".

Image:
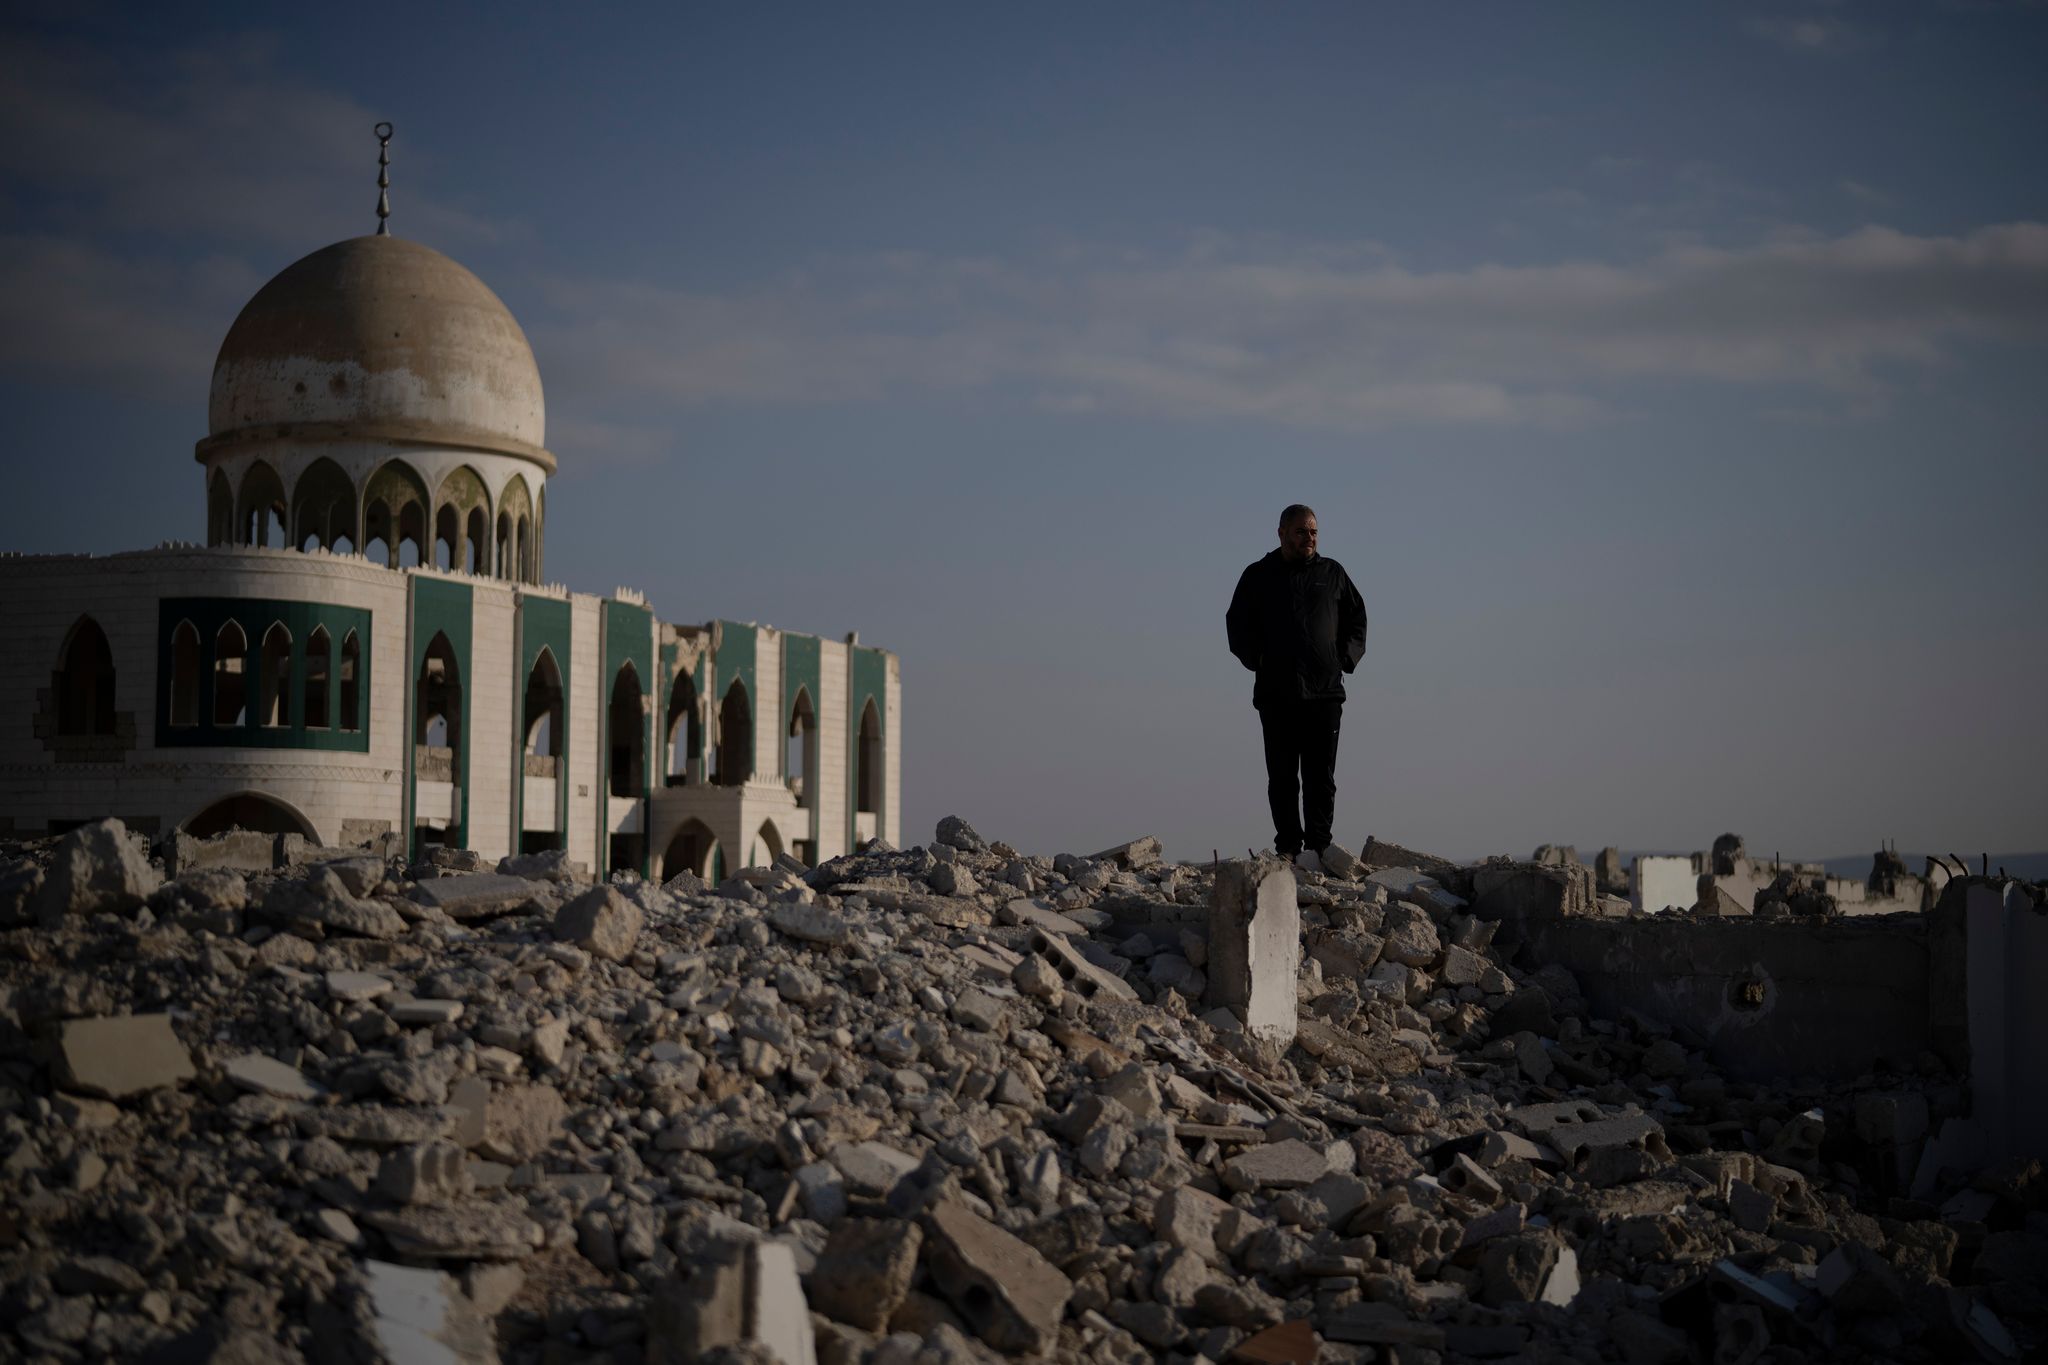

{"left": 1259, "top": 698, "right": 1342, "bottom": 855}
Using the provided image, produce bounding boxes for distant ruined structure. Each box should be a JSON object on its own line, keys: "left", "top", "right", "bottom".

{"left": 0, "top": 132, "right": 901, "bottom": 876}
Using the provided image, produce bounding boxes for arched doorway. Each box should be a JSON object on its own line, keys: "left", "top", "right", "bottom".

{"left": 665, "top": 670, "right": 700, "bottom": 786}
{"left": 856, "top": 697, "right": 882, "bottom": 817}
{"left": 184, "top": 792, "right": 316, "bottom": 841}
{"left": 524, "top": 648, "right": 564, "bottom": 773}
{"left": 55, "top": 616, "right": 117, "bottom": 736}
{"left": 661, "top": 818, "right": 719, "bottom": 882}
{"left": 715, "top": 680, "right": 751, "bottom": 786}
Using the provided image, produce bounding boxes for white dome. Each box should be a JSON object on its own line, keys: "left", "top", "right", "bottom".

{"left": 201, "top": 235, "right": 551, "bottom": 470}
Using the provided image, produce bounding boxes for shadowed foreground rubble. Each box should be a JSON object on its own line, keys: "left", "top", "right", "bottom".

{"left": 0, "top": 816, "right": 2042, "bottom": 1364}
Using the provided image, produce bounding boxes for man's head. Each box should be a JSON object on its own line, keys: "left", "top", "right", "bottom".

{"left": 1277, "top": 504, "right": 1318, "bottom": 563}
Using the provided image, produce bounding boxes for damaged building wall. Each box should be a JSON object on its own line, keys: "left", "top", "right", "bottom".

{"left": 1508, "top": 911, "right": 1942, "bottom": 1082}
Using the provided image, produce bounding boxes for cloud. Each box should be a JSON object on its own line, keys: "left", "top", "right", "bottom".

{"left": 0, "top": 29, "right": 511, "bottom": 252}
{"left": 1744, "top": 15, "right": 1871, "bottom": 53}
{"left": 523, "top": 223, "right": 2048, "bottom": 434}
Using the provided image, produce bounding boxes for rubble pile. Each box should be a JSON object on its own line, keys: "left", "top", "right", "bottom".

{"left": 0, "top": 816, "right": 2040, "bottom": 1365}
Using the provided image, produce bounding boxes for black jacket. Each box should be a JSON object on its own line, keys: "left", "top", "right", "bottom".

{"left": 1226, "top": 550, "right": 1368, "bottom": 708}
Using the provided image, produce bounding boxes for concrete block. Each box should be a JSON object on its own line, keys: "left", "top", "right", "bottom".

{"left": 1222, "top": 1139, "right": 1330, "bottom": 1192}
{"left": 34, "top": 817, "right": 163, "bottom": 927}
{"left": 805, "top": 1217, "right": 921, "bottom": 1333}
{"left": 553, "top": 885, "right": 643, "bottom": 961}
{"left": 923, "top": 1200, "right": 1073, "bottom": 1356}
{"left": 1206, "top": 858, "right": 1300, "bottom": 1047}
{"left": 1470, "top": 861, "right": 1594, "bottom": 922}
{"left": 408, "top": 873, "right": 537, "bottom": 919}
{"left": 56, "top": 1014, "right": 194, "bottom": 1099}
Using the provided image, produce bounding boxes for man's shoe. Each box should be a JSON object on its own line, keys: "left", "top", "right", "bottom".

{"left": 1294, "top": 849, "right": 1322, "bottom": 874}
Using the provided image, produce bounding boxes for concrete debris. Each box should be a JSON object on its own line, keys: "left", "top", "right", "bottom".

{"left": 54, "top": 1012, "right": 195, "bottom": 1099}
{"left": 0, "top": 817, "right": 2037, "bottom": 1365}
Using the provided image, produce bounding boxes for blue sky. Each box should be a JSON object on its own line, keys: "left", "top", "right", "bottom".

{"left": 2, "top": 2, "right": 2044, "bottom": 861}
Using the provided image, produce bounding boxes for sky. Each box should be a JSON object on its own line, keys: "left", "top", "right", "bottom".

{"left": 2, "top": 2, "right": 2044, "bottom": 864}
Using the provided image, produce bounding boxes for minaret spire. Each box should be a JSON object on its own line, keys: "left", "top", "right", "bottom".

{"left": 374, "top": 122, "right": 393, "bottom": 236}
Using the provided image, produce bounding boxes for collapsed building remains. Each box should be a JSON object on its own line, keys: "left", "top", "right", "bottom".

{"left": 0, "top": 815, "right": 2042, "bottom": 1364}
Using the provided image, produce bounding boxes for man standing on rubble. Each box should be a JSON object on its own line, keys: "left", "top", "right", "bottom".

{"left": 1225, "top": 504, "right": 1368, "bottom": 862}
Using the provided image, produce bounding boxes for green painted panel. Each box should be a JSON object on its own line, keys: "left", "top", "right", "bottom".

{"left": 846, "top": 646, "right": 888, "bottom": 849}
{"left": 155, "top": 597, "right": 372, "bottom": 751}
{"left": 783, "top": 634, "right": 822, "bottom": 733}
{"left": 410, "top": 578, "right": 473, "bottom": 854}
{"left": 517, "top": 595, "right": 573, "bottom": 848}
{"left": 601, "top": 600, "right": 654, "bottom": 875}
{"left": 713, "top": 620, "right": 756, "bottom": 714}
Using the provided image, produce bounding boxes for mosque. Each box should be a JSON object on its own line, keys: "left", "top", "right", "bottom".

{"left": 0, "top": 130, "right": 901, "bottom": 879}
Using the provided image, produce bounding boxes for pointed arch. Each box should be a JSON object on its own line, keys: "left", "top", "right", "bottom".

{"left": 661, "top": 818, "right": 719, "bottom": 882}
{"left": 665, "top": 668, "right": 701, "bottom": 785}
{"left": 715, "top": 679, "right": 752, "bottom": 786}
{"left": 258, "top": 622, "right": 292, "bottom": 728}
{"left": 304, "top": 626, "right": 331, "bottom": 729}
{"left": 786, "top": 685, "right": 816, "bottom": 807}
{"left": 213, "top": 620, "right": 248, "bottom": 726}
{"left": 524, "top": 646, "right": 564, "bottom": 770}
{"left": 207, "top": 469, "right": 235, "bottom": 546}
{"left": 338, "top": 630, "right": 361, "bottom": 732}
{"left": 365, "top": 460, "right": 429, "bottom": 568}
{"left": 237, "top": 460, "right": 287, "bottom": 548}
{"left": 434, "top": 465, "right": 490, "bottom": 576}
{"left": 168, "top": 620, "right": 200, "bottom": 727}
{"left": 498, "top": 475, "right": 533, "bottom": 582}
{"left": 417, "top": 631, "right": 460, "bottom": 759}
{"left": 754, "top": 818, "right": 785, "bottom": 868}
{"left": 55, "top": 616, "right": 117, "bottom": 736}
{"left": 291, "top": 457, "right": 357, "bottom": 553}
{"left": 608, "top": 661, "right": 645, "bottom": 798}
{"left": 856, "top": 696, "right": 881, "bottom": 815}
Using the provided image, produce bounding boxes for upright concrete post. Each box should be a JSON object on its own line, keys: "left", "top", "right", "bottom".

{"left": 1206, "top": 857, "right": 1300, "bottom": 1047}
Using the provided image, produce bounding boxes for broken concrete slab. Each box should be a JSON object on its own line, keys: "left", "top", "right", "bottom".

{"left": 1088, "top": 835, "right": 1162, "bottom": 869}
{"left": 222, "top": 1053, "right": 323, "bottom": 1101}
{"left": 55, "top": 1014, "right": 195, "bottom": 1099}
{"left": 406, "top": 872, "right": 537, "bottom": 919}
{"left": 1222, "top": 1139, "right": 1331, "bottom": 1193}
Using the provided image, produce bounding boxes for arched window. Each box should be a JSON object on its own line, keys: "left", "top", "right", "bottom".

{"left": 608, "top": 663, "right": 644, "bottom": 798}
{"left": 496, "top": 511, "right": 512, "bottom": 581}
{"left": 715, "top": 680, "right": 752, "bottom": 786}
{"left": 213, "top": 622, "right": 248, "bottom": 726}
{"left": 465, "top": 507, "right": 487, "bottom": 574}
{"left": 416, "top": 632, "right": 461, "bottom": 757}
{"left": 304, "top": 627, "right": 331, "bottom": 729}
{"left": 168, "top": 621, "right": 200, "bottom": 727}
{"left": 207, "top": 471, "right": 235, "bottom": 546}
{"left": 524, "top": 649, "right": 563, "bottom": 773}
{"left": 56, "top": 617, "right": 116, "bottom": 736}
{"left": 397, "top": 502, "right": 425, "bottom": 568}
{"left": 433, "top": 505, "right": 458, "bottom": 571}
{"left": 338, "top": 631, "right": 361, "bottom": 732}
{"left": 516, "top": 516, "right": 532, "bottom": 583}
{"left": 363, "top": 499, "right": 392, "bottom": 566}
{"left": 665, "top": 670, "right": 700, "bottom": 786}
{"left": 291, "top": 458, "right": 357, "bottom": 554}
{"left": 259, "top": 623, "right": 292, "bottom": 728}
{"left": 238, "top": 461, "right": 287, "bottom": 548}
{"left": 856, "top": 697, "right": 881, "bottom": 815}
{"left": 787, "top": 687, "right": 816, "bottom": 806}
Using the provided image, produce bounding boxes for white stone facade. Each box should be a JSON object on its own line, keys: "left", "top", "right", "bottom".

{"left": 0, "top": 229, "right": 900, "bottom": 874}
